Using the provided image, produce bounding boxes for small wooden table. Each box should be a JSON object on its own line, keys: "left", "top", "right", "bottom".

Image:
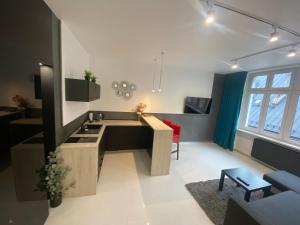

{"left": 218, "top": 168, "right": 272, "bottom": 202}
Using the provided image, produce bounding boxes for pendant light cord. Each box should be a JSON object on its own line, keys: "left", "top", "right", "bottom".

{"left": 158, "top": 52, "right": 164, "bottom": 91}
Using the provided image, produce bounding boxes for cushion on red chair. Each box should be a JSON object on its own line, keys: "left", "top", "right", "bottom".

{"left": 173, "top": 134, "right": 180, "bottom": 144}
{"left": 161, "top": 119, "right": 181, "bottom": 144}
{"left": 162, "top": 119, "right": 173, "bottom": 126}
{"left": 169, "top": 123, "right": 181, "bottom": 135}
{"left": 168, "top": 123, "right": 181, "bottom": 143}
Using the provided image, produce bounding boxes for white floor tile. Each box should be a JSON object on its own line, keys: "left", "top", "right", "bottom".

{"left": 45, "top": 142, "right": 272, "bottom": 225}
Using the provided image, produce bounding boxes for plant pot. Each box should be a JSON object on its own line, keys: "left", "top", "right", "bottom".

{"left": 84, "top": 76, "right": 90, "bottom": 81}
{"left": 50, "top": 193, "right": 62, "bottom": 208}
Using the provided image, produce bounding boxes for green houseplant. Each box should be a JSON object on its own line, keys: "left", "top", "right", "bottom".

{"left": 36, "top": 149, "right": 75, "bottom": 208}
{"left": 84, "top": 69, "right": 93, "bottom": 81}
{"left": 91, "top": 75, "right": 97, "bottom": 83}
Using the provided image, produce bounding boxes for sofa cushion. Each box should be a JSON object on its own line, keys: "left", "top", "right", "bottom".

{"left": 248, "top": 191, "right": 300, "bottom": 225}
{"left": 263, "top": 170, "right": 300, "bottom": 194}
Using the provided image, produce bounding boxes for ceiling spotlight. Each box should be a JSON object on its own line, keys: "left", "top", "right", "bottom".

{"left": 205, "top": 0, "right": 215, "bottom": 25}
{"left": 205, "top": 8, "right": 215, "bottom": 24}
{"left": 288, "top": 48, "right": 296, "bottom": 57}
{"left": 269, "top": 26, "right": 279, "bottom": 42}
{"left": 231, "top": 61, "right": 238, "bottom": 70}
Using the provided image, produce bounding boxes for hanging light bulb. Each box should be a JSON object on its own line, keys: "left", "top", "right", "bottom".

{"left": 231, "top": 61, "right": 238, "bottom": 70}
{"left": 288, "top": 47, "right": 296, "bottom": 57}
{"left": 152, "top": 58, "right": 157, "bottom": 92}
{"left": 269, "top": 26, "right": 279, "bottom": 42}
{"left": 158, "top": 52, "right": 165, "bottom": 93}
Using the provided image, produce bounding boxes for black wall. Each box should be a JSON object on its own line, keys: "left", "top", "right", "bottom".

{"left": 0, "top": 0, "right": 61, "bottom": 224}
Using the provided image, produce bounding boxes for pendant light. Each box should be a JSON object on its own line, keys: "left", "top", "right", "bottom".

{"left": 158, "top": 52, "right": 165, "bottom": 93}
{"left": 152, "top": 58, "right": 157, "bottom": 92}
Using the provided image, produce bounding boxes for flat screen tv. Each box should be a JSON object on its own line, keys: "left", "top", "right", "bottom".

{"left": 184, "top": 97, "right": 212, "bottom": 114}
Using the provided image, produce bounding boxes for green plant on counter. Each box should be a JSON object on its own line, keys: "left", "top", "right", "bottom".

{"left": 35, "top": 148, "right": 75, "bottom": 207}
{"left": 91, "top": 75, "right": 97, "bottom": 83}
{"left": 84, "top": 69, "right": 93, "bottom": 81}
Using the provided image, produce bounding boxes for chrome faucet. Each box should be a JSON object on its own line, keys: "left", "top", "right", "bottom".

{"left": 81, "top": 123, "right": 88, "bottom": 132}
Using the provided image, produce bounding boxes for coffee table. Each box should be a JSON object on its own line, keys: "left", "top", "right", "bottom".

{"left": 218, "top": 168, "right": 272, "bottom": 202}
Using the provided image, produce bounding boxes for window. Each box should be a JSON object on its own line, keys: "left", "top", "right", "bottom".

{"left": 272, "top": 72, "right": 291, "bottom": 88}
{"left": 291, "top": 96, "right": 300, "bottom": 140}
{"left": 246, "top": 93, "right": 264, "bottom": 128}
{"left": 264, "top": 94, "right": 287, "bottom": 134}
{"left": 240, "top": 68, "right": 300, "bottom": 146}
{"left": 251, "top": 75, "right": 267, "bottom": 89}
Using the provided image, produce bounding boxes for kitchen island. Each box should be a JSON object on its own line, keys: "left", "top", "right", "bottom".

{"left": 59, "top": 115, "right": 173, "bottom": 197}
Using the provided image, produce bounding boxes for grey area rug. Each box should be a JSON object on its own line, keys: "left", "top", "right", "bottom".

{"left": 185, "top": 179, "right": 264, "bottom": 225}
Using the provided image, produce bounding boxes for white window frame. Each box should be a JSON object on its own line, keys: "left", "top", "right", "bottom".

{"left": 285, "top": 91, "right": 300, "bottom": 145}
{"left": 242, "top": 91, "right": 266, "bottom": 132}
{"left": 239, "top": 68, "right": 300, "bottom": 146}
{"left": 260, "top": 90, "right": 290, "bottom": 139}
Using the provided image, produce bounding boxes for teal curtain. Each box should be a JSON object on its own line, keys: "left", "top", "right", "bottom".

{"left": 214, "top": 71, "right": 247, "bottom": 150}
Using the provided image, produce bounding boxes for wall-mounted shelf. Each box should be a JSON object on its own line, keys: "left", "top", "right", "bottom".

{"left": 65, "top": 78, "right": 100, "bottom": 102}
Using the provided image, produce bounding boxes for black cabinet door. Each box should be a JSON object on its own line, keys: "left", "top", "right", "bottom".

{"left": 98, "top": 128, "right": 107, "bottom": 180}
{"left": 65, "top": 79, "right": 90, "bottom": 102}
{"left": 106, "top": 126, "right": 153, "bottom": 151}
{"left": 94, "top": 84, "right": 100, "bottom": 100}
{"left": 65, "top": 79, "right": 100, "bottom": 102}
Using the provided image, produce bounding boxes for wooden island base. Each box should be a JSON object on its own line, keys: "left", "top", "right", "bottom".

{"left": 59, "top": 115, "right": 173, "bottom": 197}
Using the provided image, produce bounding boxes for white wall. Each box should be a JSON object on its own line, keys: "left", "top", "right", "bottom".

{"left": 89, "top": 57, "right": 214, "bottom": 113}
{"left": 61, "top": 21, "right": 90, "bottom": 125}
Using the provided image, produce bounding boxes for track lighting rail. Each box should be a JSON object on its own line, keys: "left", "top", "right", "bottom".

{"left": 201, "top": 0, "right": 300, "bottom": 38}
{"left": 232, "top": 41, "right": 300, "bottom": 62}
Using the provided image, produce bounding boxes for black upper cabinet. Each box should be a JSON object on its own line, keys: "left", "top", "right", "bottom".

{"left": 65, "top": 78, "right": 100, "bottom": 102}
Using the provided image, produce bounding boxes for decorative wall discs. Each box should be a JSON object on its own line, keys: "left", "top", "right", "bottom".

{"left": 112, "top": 81, "right": 119, "bottom": 90}
{"left": 112, "top": 81, "right": 136, "bottom": 99}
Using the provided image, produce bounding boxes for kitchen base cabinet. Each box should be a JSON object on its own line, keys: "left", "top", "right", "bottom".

{"left": 98, "top": 128, "right": 107, "bottom": 180}
{"left": 59, "top": 146, "right": 98, "bottom": 197}
{"left": 106, "top": 126, "right": 153, "bottom": 151}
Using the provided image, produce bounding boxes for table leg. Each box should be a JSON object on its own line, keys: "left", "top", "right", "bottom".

{"left": 263, "top": 186, "right": 272, "bottom": 198}
{"left": 218, "top": 171, "right": 225, "bottom": 191}
{"left": 244, "top": 191, "right": 251, "bottom": 202}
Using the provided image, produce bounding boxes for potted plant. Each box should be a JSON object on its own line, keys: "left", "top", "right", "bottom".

{"left": 36, "top": 149, "right": 75, "bottom": 208}
{"left": 12, "top": 94, "right": 31, "bottom": 117}
{"left": 136, "top": 102, "right": 147, "bottom": 121}
{"left": 84, "top": 69, "right": 93, "bottom": 81}
{"left": 91, "top": 75, "right": 96, "bottom": 83}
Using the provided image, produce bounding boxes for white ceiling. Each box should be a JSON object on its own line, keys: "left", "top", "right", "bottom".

{"left": 45, "top": 0, "right": 300, "bottom": 74}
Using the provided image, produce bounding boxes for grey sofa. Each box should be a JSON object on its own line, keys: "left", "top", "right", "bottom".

{"left": 223, "top": 191, "right": 300, "bottom": 225}
{"left": 223, "top": 138, "right": 300, "bottom": 225}
{"left": 263, "top": 170, "right": 300, "bottom": 194}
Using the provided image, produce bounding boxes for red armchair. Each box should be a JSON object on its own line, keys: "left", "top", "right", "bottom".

{"left": 162, "top": 119, "right": 172, "bottom": 126}
{"left": 162, "top": 119, "right": 181, "bottom": 160}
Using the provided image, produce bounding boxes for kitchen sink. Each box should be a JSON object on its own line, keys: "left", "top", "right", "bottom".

{"left": 65, "top": 137, "right": 98, "bottom": 143}
{"left": 86, "top": 124, "right": 102, "bottom": 129}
